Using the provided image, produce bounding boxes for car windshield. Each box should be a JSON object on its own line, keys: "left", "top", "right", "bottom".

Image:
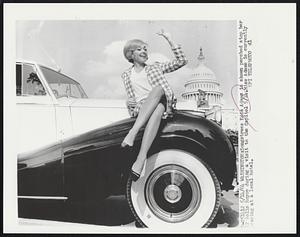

{"left": 40, "top": 66, "right": 88, "bottom": 99}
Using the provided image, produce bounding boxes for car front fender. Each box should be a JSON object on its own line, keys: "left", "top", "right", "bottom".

{"left": 153, "top": 111, "right": 236, "bottom": 190}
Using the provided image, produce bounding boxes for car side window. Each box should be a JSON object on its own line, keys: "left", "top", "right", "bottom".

{"left": 16, "top": 64, "right": 47, "bottom": 96}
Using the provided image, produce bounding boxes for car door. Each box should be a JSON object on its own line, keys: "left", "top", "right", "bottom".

{"left": 36, "top": 65, "right": 75, "bottom": 141}
{"left": 16, "top": 63, "right": 57, "bottom": 154}
{"left": 17, "top": 63, "right": 64, "bottom": 198}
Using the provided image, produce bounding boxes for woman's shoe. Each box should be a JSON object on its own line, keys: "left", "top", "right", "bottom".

{"left": 130, "top": 169, "right": 141, "bottom": 182}
{"left": 121, "top": 133, "right": 134, "bottom": 147}
{"left": 121, "top": 139, "right": 133, "bottom": 148}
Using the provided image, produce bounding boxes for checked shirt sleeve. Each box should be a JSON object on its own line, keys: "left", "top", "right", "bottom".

{"left": 155, "top": 45, "right": 187, "bottom": 116}
{"left": 156, "top": 76, "right": 174, "bottom": 112}
{"left": 121, "top": 72, "right": 137, "bottom": 117}
{"left": 147, "top": 65, "right": 175, "bottom": 115}
{"left": 122, "top": 72, "right": 135, "bottom": 99}
{"left": 158, "top": 46, "right": 188, "bottom": 74}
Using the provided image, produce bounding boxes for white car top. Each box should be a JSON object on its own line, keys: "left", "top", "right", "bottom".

{"left": 16, "top": 61, "right": 128, "bottom": 154}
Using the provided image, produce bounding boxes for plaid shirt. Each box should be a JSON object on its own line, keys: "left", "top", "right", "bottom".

{"left": 121, "top": 46, "right": 187, "bottom": 118}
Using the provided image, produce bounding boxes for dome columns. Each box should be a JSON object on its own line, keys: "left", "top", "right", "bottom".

{"left": 183, "top": 91, "right": 221, "bottom": 104}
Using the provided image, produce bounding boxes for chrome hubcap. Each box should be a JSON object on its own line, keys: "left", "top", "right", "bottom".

{"left": 145, "top": 165, "right": 201, "bottom": 223}
{"left": 164, "top": 184, "right": 182, "bottom": 203}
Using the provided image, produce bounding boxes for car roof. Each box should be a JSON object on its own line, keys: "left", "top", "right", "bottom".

{"left": 16, "top": 60, "right": 80, "bottom": 85}
{"left": 16, "top": 59, "right": 59, "bottom": 72}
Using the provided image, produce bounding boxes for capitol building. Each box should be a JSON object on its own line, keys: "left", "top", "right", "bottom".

{"left": 179, "top": 48, "right": 238, "bottom": 131}
{"left": 182, "top": 48, "right": 223, "bottom": 109}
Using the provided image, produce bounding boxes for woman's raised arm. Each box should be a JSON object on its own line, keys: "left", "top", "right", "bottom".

{"left": 156, "top": 29, "right": 178, "bottom": 49}
{"left": 156, "top": 29, "right": 188, "bottom": 73}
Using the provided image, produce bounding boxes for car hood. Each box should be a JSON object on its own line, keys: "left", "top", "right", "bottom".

{"left": 58, "top": 98, "right": 127, "bottom": 108}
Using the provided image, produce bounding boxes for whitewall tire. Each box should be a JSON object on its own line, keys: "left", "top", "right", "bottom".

{"left": 126, "top": 149, "right": 221, "bottom": 229}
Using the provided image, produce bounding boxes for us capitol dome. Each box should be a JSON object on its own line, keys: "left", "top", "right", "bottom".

{"left": 181, "top": 48, "right": 223, "bottom": 109}
{"left": 178, "top": 47, "right": 238, "bottom": 131}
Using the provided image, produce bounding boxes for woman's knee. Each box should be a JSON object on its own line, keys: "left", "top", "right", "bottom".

{"left": 150, "top": 85, "right": 164, "bottom": 98}
{"left": 147, "top": 103, "right": 165, "bottom": 123}
{"left": 154, "top": 103, "right": 166, "bottom": 116}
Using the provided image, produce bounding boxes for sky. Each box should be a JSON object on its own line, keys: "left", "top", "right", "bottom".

{"left": 17, "top": 20, "right": 237, "bottom": 108}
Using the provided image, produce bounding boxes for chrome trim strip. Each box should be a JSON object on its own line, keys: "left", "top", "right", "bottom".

{"left": 18, "top": 196, "right": 68, "bottom": 200}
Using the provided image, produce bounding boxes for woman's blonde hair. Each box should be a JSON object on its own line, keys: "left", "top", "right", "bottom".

{"left": 123, "top": 39, "right": 147, "bottom": 63}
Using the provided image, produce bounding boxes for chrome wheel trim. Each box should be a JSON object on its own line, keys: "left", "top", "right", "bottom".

{"left": 129, "top": 149, "right": 220, "bottom": 228}
{"left": 145, "top": 165, "right": 201, "bottom": 223}
{"left": 164, "top": 184, "right": 182, "bottom": 204}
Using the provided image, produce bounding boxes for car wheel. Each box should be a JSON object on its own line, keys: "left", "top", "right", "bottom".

{"left": 126, "top": 149, "right": 221, "bottom": 228}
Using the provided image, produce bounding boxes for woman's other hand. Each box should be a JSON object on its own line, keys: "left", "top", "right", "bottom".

{"left": 156, "top": 29, "right": 178, "bottom": 49}
{"left": 162, "top": 106, "right": 173, "bottom": 119}
{"left": 156, "top": 29, "right": 172, "bottom": 40}
{"left": 126, "top": 99, "right": 137, "bottom": 117}
{"left": 129, "top": 108, "right": 138, "bottom": 118}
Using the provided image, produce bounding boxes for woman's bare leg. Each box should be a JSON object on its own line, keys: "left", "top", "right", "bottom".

{"left": 122, "top": 86, "right": 164, "bottom": 146}
{"left": 131, "top": 103, "right": 165, "bottom": 175}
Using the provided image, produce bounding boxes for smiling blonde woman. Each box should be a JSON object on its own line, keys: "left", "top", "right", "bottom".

{"left": 121, "top": 29, "right": 188, "bottom": 181}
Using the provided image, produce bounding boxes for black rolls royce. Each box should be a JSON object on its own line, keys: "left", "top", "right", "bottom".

{"left": 18, "top": 109, "right": 236, "bottom": 228}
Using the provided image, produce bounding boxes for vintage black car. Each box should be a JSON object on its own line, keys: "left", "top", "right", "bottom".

{"left": 18, "top": 108, "right": 236, "bottom": 228}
